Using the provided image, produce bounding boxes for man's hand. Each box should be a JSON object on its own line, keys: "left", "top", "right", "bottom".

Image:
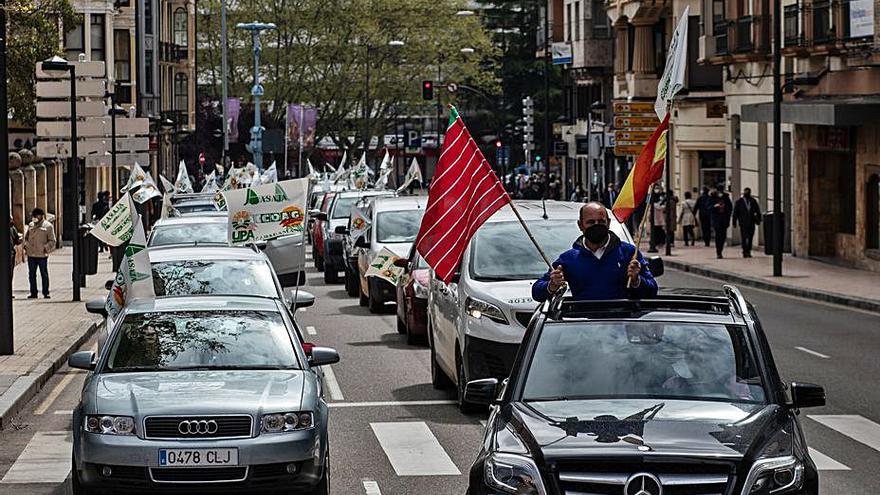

{"left": 547, "top": 265, "right": 565, "bottom": 294}
{"left": 627, "top": 259, "right": 642, "bottom": 287}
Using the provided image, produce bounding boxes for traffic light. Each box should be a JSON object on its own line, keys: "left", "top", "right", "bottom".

{"left": 422, "top": 80, "right": 434, "bottom": 100}
{"left": 495, "top": 140, "right": 502, "bottom": 148}
{"left": 522, "top": 96, "right": 535, "bottom": 152}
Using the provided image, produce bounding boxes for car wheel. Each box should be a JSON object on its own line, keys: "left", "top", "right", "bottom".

{"left": 430, "top": 324, "right": 453, "bottom": 390}
{"left": 70, "top": 459, "right": 89, "bottom": 495}
{"left": 456, "top": 351, "right": 479, "bottom": 414}
{"left": 345, "top": 268, "right": 359, "bottom": 297}
{"left": 324, "top": 266, "right": 339, "bottom": 284}
{"left": 308, "top": 450, "right": 330, "bottom": 495}
{"left": 367, "top": 280, "right": 384, "bottom": 314}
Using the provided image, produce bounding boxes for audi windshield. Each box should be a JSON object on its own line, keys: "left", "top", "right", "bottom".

{"left": 151, "top": 260, "right": 278, "bottom": 298}
{"left": 104, "top": 311, "right": 300, "bottom": 372}
{"left": 523, "top": 321, "right": 767, "bottom": 404}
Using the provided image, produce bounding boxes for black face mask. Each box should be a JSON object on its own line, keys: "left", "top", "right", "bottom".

{"left": 584, "top": 223, "right": 609, "bottom": 244}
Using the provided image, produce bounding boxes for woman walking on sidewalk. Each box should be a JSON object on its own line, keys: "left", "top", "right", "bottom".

{"left": 679, "top": 191, "right": 698, "bottom": 246}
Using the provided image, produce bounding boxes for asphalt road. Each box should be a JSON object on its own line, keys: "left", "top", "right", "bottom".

{"left": 0, "top": 265, "right": 878, "bottom": 494}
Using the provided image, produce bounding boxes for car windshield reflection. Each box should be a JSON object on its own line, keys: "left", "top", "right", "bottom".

{"left": 149, "top": 223, "right": 228, "bottom": 246}
{"left": 151, "top": 260, "right": 278, "bottom": 298}
{"left": 376, "top": 210, "right": 423, "bottom": 243}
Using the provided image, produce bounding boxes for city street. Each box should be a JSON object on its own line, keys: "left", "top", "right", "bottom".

{"left": 0, "top": 262, "right": 878, "bottom": 494}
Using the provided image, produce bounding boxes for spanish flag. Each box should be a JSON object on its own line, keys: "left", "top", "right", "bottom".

{"left": 611, "top": 114, "right": 671, "bottom": 223}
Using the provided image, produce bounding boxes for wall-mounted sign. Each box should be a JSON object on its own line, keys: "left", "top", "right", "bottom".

{"left": 850, "top": 0, "right": 875, "bottom": 38}
{"left": 551, "top": 42, "right": 573, "bottom": 65}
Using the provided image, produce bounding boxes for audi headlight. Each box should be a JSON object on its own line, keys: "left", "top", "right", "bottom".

{"left": 85, "top": 415, "right": 135, "bottom": 436}
{"left": 484, "top": 452, "right": 547, "bottom": 495}
{"left": 261, "top": 412, "right": 315, "bottom": 433}
{"left": 742, "top": 456, "right": 803, "bottom": 494}
{"left": 466, "top": 297, "right": 509, "bottom": 325}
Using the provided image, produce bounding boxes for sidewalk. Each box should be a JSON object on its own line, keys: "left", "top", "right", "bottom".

{"left": 647, "top": 241, "right": 880, "bottom": 313}
{"left": 0, "top": 247, "right": 113, "bottom": 428}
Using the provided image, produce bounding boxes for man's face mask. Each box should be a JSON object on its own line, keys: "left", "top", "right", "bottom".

{"left": 583, "top": 223, "right": 609, "bottom": 244}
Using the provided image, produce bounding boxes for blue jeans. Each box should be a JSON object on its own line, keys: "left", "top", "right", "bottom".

{"left": 27, "top": 256, "right": 49, "bottom": 296}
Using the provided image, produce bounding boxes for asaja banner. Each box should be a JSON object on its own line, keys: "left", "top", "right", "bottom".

{"left": 90, "top": 192, "right": 136, "bottom": 246}
{"left": 106, "top": 216, "right": 154, "bottom": 320}
{"left": 365, "top": 247, "right": 404, "bottom": 286}
{"left": 223, "top": 178, "right": 310, "bottom": 245}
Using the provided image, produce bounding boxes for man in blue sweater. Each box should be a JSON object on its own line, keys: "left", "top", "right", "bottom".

{"left": 532, "top": 202, "right": 658, "bottom": 302}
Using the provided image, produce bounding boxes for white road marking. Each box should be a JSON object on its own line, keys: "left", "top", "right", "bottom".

{"left": 809, "top": 415, "right": 880, "bottom": 452}
{"left": 34, "top": 371, "right": 81, "bottom": 415}
{"left": 480, "top": 419, "right": 487, "bottom": 427}
{"left": 363, "top": 479, "right": 382, "bottom": 494}
{"left": 53, "top": 410, "right": 72, "bottom": 416}
{"left": 795, "top": 346, "right": 830, "bottom": 359}
{"left": 322, "top": 365, "right": 345, "bottom": 401}
{"left": 306, "top": 325, "right": 317, "bottom": 336}
{"left": 370, "top": 422, "right": 461, "bottom": 476}
{"left": 298, "top": 307, "right": 307, "bottom": 312}
{"left": 808, "top": 448, "right": 851, "bottom": 470}
{"left": 0, "top": 432, "right": 72, "bottom": 484}
{"left": 329, "top": 400, "right": 456, "bottom": 408}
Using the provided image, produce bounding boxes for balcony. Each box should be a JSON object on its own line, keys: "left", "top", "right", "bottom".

{"left": 714, "top": 20, "right": 728, "bottom": 55}
{"left": 160, "top": 42, "right": 187, "bottom": 62}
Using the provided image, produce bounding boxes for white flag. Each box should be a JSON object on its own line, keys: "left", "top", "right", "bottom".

{"left": 120, "top": 162, "right": 148, "bottom": 193}
{"left": 307, "top": 159, "right": 317, "bottom": 178}
{"left": 260, "top": 161, "right": 278, "bottom": 184}
{"left": 159, "top": 174, "right": 176, "bottom": 196}
{"left": 397, "top": 158, "right": 423, "bottom": 192}
{"left": 655, "top": 6, "right": 690, "bottom": 121}
{"left": 324, "top": 161, "right": 337, "bottom": 173}
{"left": 349, "top": 207, "right": 370, "bottom": 244}
{"left": 352, "top": 154, "right": 371, "bottom": 190}
{"left": 106, "top": 216, "right": 154, "bottom": 320}
{"left": 90, "top": 192, "right": 136, "bottom": 246}
{"left": 201, "top": 171, "right": 219, "bottom": 193}
{"left": 379, "top": 150, "right": 391, "bottom": 173}
{"left": 223, "top": 178, "right": 310, "bottom": 245}
{"left": 333, "top": 163, "right": 350, "bottom": 184}
{"left": 174, "top": 160, "right": 194, "bottom": 193}
{"left": 161, "top": 192, "right": 179, "bottom": 219}
{"left": 365, "top": 247, "right": 404, "bottom": 286}
{"left": 132, "top": 172, "right": 162, "bottom": 204}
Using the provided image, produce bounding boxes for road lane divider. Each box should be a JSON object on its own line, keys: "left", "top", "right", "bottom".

{"left": 328, "top": 400, "right": 457, "bottom": 408}
{"left": 306, "top": 325, "right": 317, "bottom": 336}
{"left": 369, "top": 422, "right": 461, "bottom": 476}
{"left": 795, "top": 346, "right": 830, "bottom": 359}
{"left": 809, "top": 415, "right": 880, "bottom": 452}
{"left": 34, "top": 370, "right": 83, "bottom": 416}
{"left": 322, "top": 365, "right": 345, "bottom": 401}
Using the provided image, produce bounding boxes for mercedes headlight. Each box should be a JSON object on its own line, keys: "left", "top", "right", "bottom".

{"left": 742, "top": 456, "right": 803, "bottom": 494}
{"left": 484, "top": 452, "right": 547, "bottom": 495}
{"left": 85, "top": 415, "right": 136, "bottom": 436}
{"left": 261, "top": 412, "right": 315, "bottom": 433}
{"left": 466, "top": 297, "right": 509, "bottom": 325}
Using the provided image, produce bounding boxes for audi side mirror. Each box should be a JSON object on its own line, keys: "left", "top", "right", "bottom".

{"left": 791, "top": 382, "right": 825, "bottom": 409}
{"left": 309, "top": 346, "right": 340, "bottom": 367}
{"left": 68, "top": 351, "right": 96, "bottom": 371}
{"left": 85, "top": 298, "right": 108, "bottom": 317}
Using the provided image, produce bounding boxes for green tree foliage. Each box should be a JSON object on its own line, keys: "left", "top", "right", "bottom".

{"left": 6, "top": 0, "right": 76, "bottom": 126}
{"left": 196, "top": 0, "right": 497, "bottom": 154}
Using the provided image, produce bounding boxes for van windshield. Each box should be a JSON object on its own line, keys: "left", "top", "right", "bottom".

{"left": 469, "top": 221, "right": 582, "bottom": 281}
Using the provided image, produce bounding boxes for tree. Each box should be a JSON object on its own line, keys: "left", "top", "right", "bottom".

{"left": 196, "top": 0, "right": 497, "bottom": 159}
{"left": 6, "top": 0, "right": 76, "bottom": 127}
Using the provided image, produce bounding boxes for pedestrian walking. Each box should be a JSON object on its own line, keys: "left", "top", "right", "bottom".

{"left": 23, "top": 208, "right": 56, "bottom": 299}
{"left": 570, "top": 184, "right": 585, "bottom": 202}
{"left": 679, "top": 191, "right": 697, "bottom": 246}
{"left": 603, "top": 183, "right": 618, "bottom": 207}
{"left": 733, "top": 187, "right": 762, "bottom": 257}
{"left": 710, "top": 185, "right": 733, "bottom": 259}
{"left": 694, "top": 186, "right": 713, "bottom": 246}
{"left": 649, "top": 186, "right": 666, "bottom": 252}
{"left": 533, "top": 202, "right": 658, "bottom": 301}
{"left": 666, "top": 189, "right": 678, "bottom": 247}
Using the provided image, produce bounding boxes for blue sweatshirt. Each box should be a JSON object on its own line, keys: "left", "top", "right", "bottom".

{"left": 532, "top": 232, "right": 658, "bottom": 302}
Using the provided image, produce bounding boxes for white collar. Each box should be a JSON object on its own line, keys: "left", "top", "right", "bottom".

{"left": 582, "top": 235, "right": 611, "bottom": 259}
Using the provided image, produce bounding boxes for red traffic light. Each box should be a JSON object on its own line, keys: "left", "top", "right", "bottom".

{"left": 422, "top": 80, "right": 434, "bottom": 100}
{"left": 495, "top": 140, "right": 502, "bottom": 148}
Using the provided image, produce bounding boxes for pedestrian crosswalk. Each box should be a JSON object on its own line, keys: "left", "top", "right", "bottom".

{"left": 3, "top": 414, "right": 880, "bottom": 487}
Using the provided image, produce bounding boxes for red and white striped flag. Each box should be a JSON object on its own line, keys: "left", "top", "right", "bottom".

{"left": 415, "top": 106, "right": 511, "bottom": 283}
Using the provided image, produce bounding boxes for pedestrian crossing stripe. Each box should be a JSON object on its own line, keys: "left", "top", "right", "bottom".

{"left": 809, "top": 415, "right": 880, "bottom": 453}
{"left": 808, "top": 448, "right": 851, "bottom": 471}
{"left": 370, "top": 422, "right": 460, "bottom": 476}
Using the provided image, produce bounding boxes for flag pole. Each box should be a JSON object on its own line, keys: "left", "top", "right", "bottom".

{"left": 507, "top": 195, "right": 553, "bottom": 269}
{"left": 626, "top": 187, "right": 655, "bottom": 288}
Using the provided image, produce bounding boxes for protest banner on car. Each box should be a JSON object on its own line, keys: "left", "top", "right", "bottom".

{"left": 365, "top": 247, "right": 404, "bottom": 286}
{"left": 223, "top": 178, "right": 309, "bottom": 246}
{"left": 90, "top": 192, "right": 136, "bottom": 246}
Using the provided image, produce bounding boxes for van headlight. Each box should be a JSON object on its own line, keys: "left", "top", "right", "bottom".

{"left": 85, "top": 415, "right": 136, "bottom": 436}
{"left": 466, "top": 297, "right": 509, "bottom": 325}
{"left": 484, "top": 452, "right": 547, "bottom": 495}
{"left": 741, "top": 455, "right": 803, "bottom": 494}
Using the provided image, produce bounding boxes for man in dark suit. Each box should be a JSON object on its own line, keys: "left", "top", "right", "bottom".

{"left": 733, "top": 187, "right": 762, "bottom": 258}
{"left": 710, "top": 185, "right": 733, "bottom": 259}
{"left": 694, "top": 186, "right": 713, "bottom": 247}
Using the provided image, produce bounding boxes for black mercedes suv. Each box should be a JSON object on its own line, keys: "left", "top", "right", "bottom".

{"left": 465, "top": 286, "right": 825, "bottom": 495}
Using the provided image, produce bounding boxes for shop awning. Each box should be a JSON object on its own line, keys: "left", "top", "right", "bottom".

{"left": 741, "top": 98, "right": 880, "bottom": 126}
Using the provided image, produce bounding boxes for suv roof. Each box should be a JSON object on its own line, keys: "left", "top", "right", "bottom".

{"left": 542, "top": 286, "right": 750, "bottom": 326}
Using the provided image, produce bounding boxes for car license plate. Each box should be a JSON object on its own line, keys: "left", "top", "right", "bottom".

{"left": 158, "top": 448, "right": 238, "bottom": 467}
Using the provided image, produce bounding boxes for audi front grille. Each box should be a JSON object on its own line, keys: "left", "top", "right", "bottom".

{"left": 143, "top": 415, "right": 253, "bottom": 440}
{"left": 150, "top": 466, "right": 248, "bottom": 483}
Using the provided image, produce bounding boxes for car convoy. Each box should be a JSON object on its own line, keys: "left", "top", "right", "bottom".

{"left": 70, "top": 187, "right": 826, "bottom": 494}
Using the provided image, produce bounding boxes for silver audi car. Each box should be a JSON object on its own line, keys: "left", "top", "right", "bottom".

{"left": 68, "top": 295, "right": 338, "bottom": 494}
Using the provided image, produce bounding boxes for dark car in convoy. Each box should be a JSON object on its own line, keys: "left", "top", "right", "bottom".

{"left": 465, "top": 287, "right": 825, "bottom": 495}
{"left": 395, "top": 246, "right": 430, "bottom": 345}
{"left": 310, "top": 192, "right": 336, "bottom": 272}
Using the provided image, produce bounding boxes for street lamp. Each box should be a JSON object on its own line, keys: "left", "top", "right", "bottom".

{"left": 236, "top": 21, "right": 276, "bottom": 170}
{"left": 1, "top": 2, "right": 11, "bottom": 354}
{"left": 41, "top": 55, "right": 83, "bottom": 302}
{"left": 363, "top": 40, "right": 405, "bottom": 168}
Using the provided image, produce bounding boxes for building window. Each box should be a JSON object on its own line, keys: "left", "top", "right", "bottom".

{"left": 145, "top": 51, "right": 154, "bottom": 94}
{"left": 654, "top": 21, "right": 667, "bottom": 77}
{"left": 713, "top": 0, "right": 728, "bottom": 54}
{"left": 175, "top": 72, "right": 188, "bottom": 112}
{"left": 813, "top": 0, "right": 833, "bottom": 43}
{"left": 574, "top": 1, "right": 580, "bottom": 40}
{"left": 174, "top": 7, "right": 188, "bottom": 46}
{"left": 90, "top": 14, "right": 105, "bottom": 61}
{"left": 867, "top": 174, "right": 880, "bottom": 250}
{"left": 64, "top": 15, "right": 84, "bottom": 61}
{"left": 114, "top": 30, "right": 131, "bottom": 82}
{"left": 566, "top": 3, "right": 572, "bottom": 41}
{"left": 687, "top": 16, "right": 723, "bottom": 90}
{"left": 735, "top": 15, "right": 753, "bottom": 52}
{"left": 784, "top": 4, "right": 801, "bottom": 46}
{"left": 145, "top": 0, "right": 153, "bottom": 34}
{"left": 592, "top": 0, "right": 610, "bottom": 38}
